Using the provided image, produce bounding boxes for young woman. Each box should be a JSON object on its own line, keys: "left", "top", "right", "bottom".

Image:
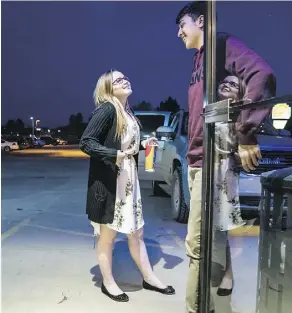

{"left": 80, "top": 69, "right": 175, "bottom": 302}
{"left": 214, "top": 74, "right": 247, "bottom": 296}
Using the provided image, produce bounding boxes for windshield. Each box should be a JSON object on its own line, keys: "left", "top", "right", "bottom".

{"left": 260, "top": 104, "right": 292, "bottom": 136}
{"left": 285, "top": 116, "right": 292, "bottom": 132}
{"left": 182, "top": 112, "right": 290, "bottom": 137}
{"left": 135, "top": 114, "right": 166, "bottom": 137}
{"left": 259, "top": 116, "right": 291, "bottom": 136}
{"left": 258, "top": 118, "right": 279, "bottom": 136}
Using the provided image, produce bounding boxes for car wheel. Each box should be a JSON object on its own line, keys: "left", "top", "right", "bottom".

{"left": 171, "top": 167, "right": 189, "bottom": 223}
{"left": 4, "top": 146, "right": 10, "bottom": 152}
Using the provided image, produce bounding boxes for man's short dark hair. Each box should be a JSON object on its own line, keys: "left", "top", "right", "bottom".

{"left": 175, "top": 1, "right": 206, "bottom": 25}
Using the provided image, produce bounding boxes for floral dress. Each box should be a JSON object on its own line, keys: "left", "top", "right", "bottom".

{"left": 91, "top": 113, "right": 144, "bottom": 235}
{"left": 213, "top": 122, "right": 245, "bottom": 231}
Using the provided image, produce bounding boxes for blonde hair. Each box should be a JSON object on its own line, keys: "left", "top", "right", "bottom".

{"left": 93, "top": 69, "right": 127, "bottom": 138}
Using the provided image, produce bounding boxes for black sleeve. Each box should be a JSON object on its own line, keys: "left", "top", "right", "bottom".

{"left": 79, "top": 105, "right": 118, "bottom": 163}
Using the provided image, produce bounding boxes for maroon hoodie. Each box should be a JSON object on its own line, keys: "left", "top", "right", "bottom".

{"left": 188, "top": 33, "right": 276, "bottom": 167}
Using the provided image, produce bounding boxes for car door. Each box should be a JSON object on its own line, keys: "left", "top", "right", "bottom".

{"left": 159, "top": 111, "right": 184, "bottom": 182}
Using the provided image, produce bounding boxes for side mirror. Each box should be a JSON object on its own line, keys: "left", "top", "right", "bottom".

{"left": 156, "top": 126, "right": 176, "bottom": 140}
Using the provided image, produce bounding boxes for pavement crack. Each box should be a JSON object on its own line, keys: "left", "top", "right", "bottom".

{"left": 57, "top": 293, "right": 68, "bottom": 304}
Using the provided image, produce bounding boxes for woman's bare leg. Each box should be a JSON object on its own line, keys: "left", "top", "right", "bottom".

{"left": 127, "top": 227, "right": 166, "bottom": 288}
{"left": 219, "top": 238, "right": 233, "bottom": 290}
{"left": 97, "top": 225, "right": 122, "bottom": 295}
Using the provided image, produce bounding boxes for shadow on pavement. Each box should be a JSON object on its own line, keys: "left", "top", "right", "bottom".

{"left": 90, "top": 238, "right": 183, "bottom": 292}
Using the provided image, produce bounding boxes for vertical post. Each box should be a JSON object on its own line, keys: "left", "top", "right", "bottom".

{"left": 30, "top": 117, "right": 35, "bottom": 138}
{"left": 200, "top": 1, "right": 217, "bottom": 313}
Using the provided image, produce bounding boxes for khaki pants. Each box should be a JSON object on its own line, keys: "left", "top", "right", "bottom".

{"left": 186, "top": 167, "right": 227, "bottom": 313}
{"left": 186, "top": 167, "right": 203, "bottom": 313}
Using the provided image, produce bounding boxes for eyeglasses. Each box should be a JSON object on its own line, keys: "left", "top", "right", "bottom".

{"left": 112, "top": 76, "right": 130, "bottom": 85}
{"left": 220, "top": 80, "right": 239, "bottom": 89}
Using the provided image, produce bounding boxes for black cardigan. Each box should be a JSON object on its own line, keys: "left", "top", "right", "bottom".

{"left": 80, "top": 102, "right": 141, "bottom": 224}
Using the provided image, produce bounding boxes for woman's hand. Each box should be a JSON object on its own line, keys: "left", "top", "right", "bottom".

{"left": 116, "top": 150, "right": 126, "bottom": 167}
{"left": 141, "top": 137, "right": 159, "bottom": 149}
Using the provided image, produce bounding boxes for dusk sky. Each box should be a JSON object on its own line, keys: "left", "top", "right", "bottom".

{"left": 2, "top": 1, "right": 292, "bottom": 127}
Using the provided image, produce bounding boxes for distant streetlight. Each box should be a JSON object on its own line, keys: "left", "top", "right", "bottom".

{"left": 30, "top": 117, "right": 34, "bottom": 137}
{"left": 48, "top": 129, "right": 51, "bottom": 133}
{"left": 58, "top": 129, "right": 61, "bottom": 133}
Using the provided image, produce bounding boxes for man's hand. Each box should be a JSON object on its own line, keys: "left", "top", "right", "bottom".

{"left": 238, "top": 144, "right": 262, "bottom": 172}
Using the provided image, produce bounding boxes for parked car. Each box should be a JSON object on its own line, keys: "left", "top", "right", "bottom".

{"left": 1, "top": 139, "right": 19, "bottom": 152}
{"left": 39, "top": 136, "right": 58, "bottom": 146}
{"left": 134, "top": 111, "right": 173, "bottom": 181}
{"left": 136, "top": 109, "right": 292, "bottom": 223}
{"left": 55, "top": 138, "right": 67, "bottom": 145}
{"left": 25, "top": 137, "right": 45, "bottom": 148}
{"left": 3, "top": 136, "right": 30, "bottom": 149}
{"left": 134, "top": 111, "right": 172, "bottom": 140}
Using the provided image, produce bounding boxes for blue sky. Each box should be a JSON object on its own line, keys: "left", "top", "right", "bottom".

{"left": 2, "top": 1, "right": 292, "bottom": 127}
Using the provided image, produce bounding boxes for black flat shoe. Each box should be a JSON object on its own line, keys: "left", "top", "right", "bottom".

{"left": 217, "top": 287, "right": 233, "bottom": 296}
{"left": 101, "top": 283, "right": 129, "bottom": 302}
{"left": 142, "top": 280, "right": 175, "bottom": 295}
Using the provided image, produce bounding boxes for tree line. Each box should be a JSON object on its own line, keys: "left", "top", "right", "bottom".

{"left": 132, "top": 96, "right": 180, "bottom": 112}
{"left": 2, "top": 97, "right": 180, "bottom": 134}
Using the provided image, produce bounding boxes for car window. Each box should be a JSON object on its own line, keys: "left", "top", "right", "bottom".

{"left": 169, "top": 113, "right": 179, "bottom": 126}
{"left": 180, "top": 112, "right": 290, "bottom": 138}
{"left": 135, "top": 115, "right": 166, "bottom": 134}
{"left": 283, "top": 104, "right": 292, "bottom": 133}
{"left": 170, "top": 113, "right": 180, "bottom": 133}
{"left": 258, "top": 117, "right": 290, "bottom": 136}
{"left": 285, "top": 116, "right": 292, "bottom": 133}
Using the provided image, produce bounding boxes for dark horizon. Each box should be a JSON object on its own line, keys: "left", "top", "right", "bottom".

{"left": 2, "top": 1, "right": 292, "bottom": 128}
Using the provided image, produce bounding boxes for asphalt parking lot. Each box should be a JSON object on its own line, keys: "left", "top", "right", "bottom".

{"left": 1, "top": 150, "right": 262, "bottom": 313}
{"left": 2, "top": 153, "right": 190, "bottom": 313}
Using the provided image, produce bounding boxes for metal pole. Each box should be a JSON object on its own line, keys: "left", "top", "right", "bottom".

{"left": 200, "top": 1, "right": 217, "bottom": 313}
{"left": 30, "top": 117, "right": 35, "bottom": 138}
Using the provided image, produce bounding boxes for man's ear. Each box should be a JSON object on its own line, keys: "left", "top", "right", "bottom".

{"left": 197, "top": 15, "right": 204, "bottom": 29}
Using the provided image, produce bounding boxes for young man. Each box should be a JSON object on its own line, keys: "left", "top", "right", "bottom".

{"left": 176, "top": 2, "right": 276, "bottom": 313}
